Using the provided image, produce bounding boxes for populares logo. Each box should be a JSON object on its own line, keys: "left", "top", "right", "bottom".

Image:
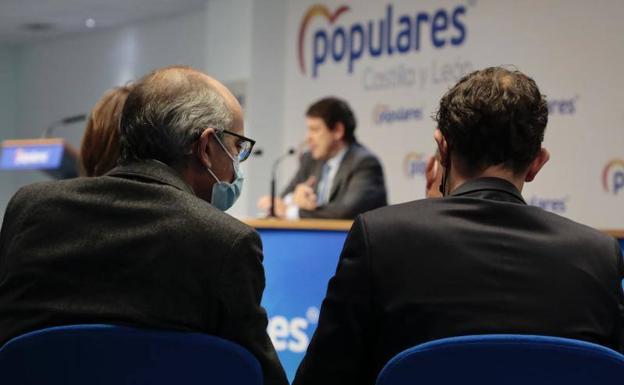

{"left": 298, "top": 4, "right": 351, "bottom": 75}
{"left": 403, "top": 152, "right": 427, "bottom": 178}
{"left": 602, "top": 159, "right": 624, "bottom": 195}
{"left": 373, "top": 104, "right": 423, "bottom": 124}
{"left": 548, "top": 96, "right": 578, "bottom": 115}
{"left": 298, "top": 3, "right": 468, "bottom": 78}
{"left": 267, "top": 307, "right": 319, "bottom": 353}
{"left": 528, "top": 195, "right": 569, "bottom": 214}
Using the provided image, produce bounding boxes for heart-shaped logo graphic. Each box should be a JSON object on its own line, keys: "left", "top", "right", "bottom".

{"left": 298, "top": 4, "right": 351, "bottom": 75}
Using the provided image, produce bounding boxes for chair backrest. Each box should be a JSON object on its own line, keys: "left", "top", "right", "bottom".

{"left": 376, "top": 334, "right": 624, "bottom": 385}
{"left": 0, "top": 324, "right": 263, "bottom": 385}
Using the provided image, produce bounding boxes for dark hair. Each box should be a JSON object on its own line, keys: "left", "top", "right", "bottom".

{"left": 80, "top": 85, "right": 133, "bottom": 176}
{"left": 119, "top": 66, "right": 233, "bottom": 166}
{"left": 434, "top": 67, "right": 548, "bottom": 174}
{"left": 306, "top": 97, "right": 357, "bottom": 143}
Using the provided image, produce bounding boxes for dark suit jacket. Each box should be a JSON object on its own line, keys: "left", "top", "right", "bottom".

{"left": 282, "top": 143, "right": 387, "bottom": 219}
{"left": 0, "top": 160, "right": 288, "bottom": 385}
{"left": 294, "top": 177, "right": 624, "bottom": 385}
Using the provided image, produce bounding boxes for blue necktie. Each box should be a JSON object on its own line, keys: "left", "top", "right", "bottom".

{"left": 317, "top": 163, "right": 331, "bottom": 206}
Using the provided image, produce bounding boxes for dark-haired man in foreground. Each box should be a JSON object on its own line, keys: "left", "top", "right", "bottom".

{"left": 294, "top": 67, "right": 624, "bottom": 385}
{"left": 0, "top": 66, "right": 287, "bottom": 385}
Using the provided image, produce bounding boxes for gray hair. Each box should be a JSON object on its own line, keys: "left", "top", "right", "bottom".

{"left": 119, "top": 66, "right": 233, "bottom": 166}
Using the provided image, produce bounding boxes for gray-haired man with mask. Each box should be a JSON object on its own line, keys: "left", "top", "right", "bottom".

{"left": 0, "top": 66, "right": 288, "bottom": 385}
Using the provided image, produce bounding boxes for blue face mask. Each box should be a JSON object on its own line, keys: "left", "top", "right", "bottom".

{"left": 206, "top": 134, "right": 244, "bottom": 211}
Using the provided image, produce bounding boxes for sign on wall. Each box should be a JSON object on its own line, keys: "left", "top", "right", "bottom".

{"left": 280, "top": 0, "right": 624, "bottom": 229}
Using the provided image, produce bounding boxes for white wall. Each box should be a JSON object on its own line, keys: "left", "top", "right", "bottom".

{"left": 205, "top": 0, "right": 252, "bottom": 83}
{"left": 10, "top": 10, "right": 207, "bottom": 193}
{"left": 243, "top": 0, "right": 288, "bottom": 217}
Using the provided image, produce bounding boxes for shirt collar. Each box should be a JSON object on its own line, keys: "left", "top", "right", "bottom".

{"left": 450, "top": 177, "right": 526, "bottom": 204}
{"left": 326, "top": 146, "right": 348, "bottom": 171}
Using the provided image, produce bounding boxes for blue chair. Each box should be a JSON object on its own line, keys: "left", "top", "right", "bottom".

{"left": 376, "top": 334, "right": 624, "bottom": 385}
{"left": 0, "top": 324, "right": 263, "bottom": 385}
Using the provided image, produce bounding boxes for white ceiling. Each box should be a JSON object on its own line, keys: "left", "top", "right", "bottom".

{"left": 0, "top": 0, "right": 207, "bottom": 44}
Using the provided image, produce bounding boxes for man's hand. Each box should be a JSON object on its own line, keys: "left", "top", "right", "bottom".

{"left": 293, "top": 176, "right": 318, "bottom": 211}
{"left": 256, "top": 195, "right": 287, "bottom": 218}
{"left": 257, "top": 195, "right": 271, "bottom": 212}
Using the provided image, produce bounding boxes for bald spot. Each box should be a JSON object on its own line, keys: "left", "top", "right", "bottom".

{"left": 145, "top": 65, "right": 243, "bottom": 131}
{"left": 499, "top": 73, "right": 514, "bottom": 88}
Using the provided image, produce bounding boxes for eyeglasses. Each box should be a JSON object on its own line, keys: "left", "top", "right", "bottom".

{"left": 219, "top": 129, "right": 256, "bottom": 163}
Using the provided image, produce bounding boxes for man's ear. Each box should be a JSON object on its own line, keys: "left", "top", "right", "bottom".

{"left": 525, "top": 147, "right": 550, "bottom": 182}
{"left": 434, "top": 129, "right": 449, "bottom": 167}
{"left": 333, "top": 122, "right": 345, "bottom": 141}
{"left": 197, "top": 128, "right": 216, "bottom": 169}
{"left": 425, "top": 155, "right": 439, "bottom": 190}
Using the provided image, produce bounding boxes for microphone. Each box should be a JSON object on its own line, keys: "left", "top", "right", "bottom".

{"left": 61, "top": 114, "right": 88, "bottom": 125}
{"left": 42, "top": 114, "right": 87, "bottom": 138}
{"left": 270, "top": 147, "right": 296, "bottom": 217}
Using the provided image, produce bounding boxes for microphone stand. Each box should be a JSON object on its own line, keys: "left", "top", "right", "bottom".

{"left": 42, "top": 114, "right": 87, "bottom": 138}
{"left": 270, "top": 148, "right": 295, "bottom": 217}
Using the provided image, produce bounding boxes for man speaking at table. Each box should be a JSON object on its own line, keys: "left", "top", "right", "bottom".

{"left": 258, "top": 97, "right": 387, "bottom": 219}
{"left": 294, "top": 67, "right": 624, "bottom": 385}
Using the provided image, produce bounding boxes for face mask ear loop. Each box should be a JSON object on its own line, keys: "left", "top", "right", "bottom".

{"left": 439, "top": 145, "right": 451, "bottom": 197}
{"left": 206, "top": 166, "right": 221, "bottom": 183}
{"left": 214, "top": 132, "right": 236, "bottom": 163}
{"left": 205, "top": 131, "right": 235, "bottom": 184}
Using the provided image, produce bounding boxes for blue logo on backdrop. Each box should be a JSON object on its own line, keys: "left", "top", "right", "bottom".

{"left": 373, "top": 104, "right": 423, "bottom": 124}
{"left": 548, "top": 97, "right": 578, "bottom": 115}
{"left": 403, "top": 152, "right": 427, "bottom": 178}
{"left": 299, "top": 3, "right": 469, "bottom": 78}
{"left": 603, "top": 159, "right": 624, "bottom": 195}
{"left": 528, "top": 195, "right": 569, "bottom": 214}
{"left": 268, "top": 307, "right": 319, "bottom": 354}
